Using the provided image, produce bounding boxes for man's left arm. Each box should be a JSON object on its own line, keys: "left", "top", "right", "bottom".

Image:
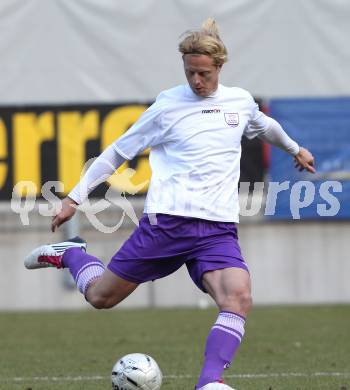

{"left": 244, "top": 105, "right": 316, "bottom": 174}
{"left": 258, "top": 116, "right": 316, "bottom": 173}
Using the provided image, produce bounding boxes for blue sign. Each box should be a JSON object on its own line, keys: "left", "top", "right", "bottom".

{"left": 267, "top": 98, "right": 350, "bottom": 219}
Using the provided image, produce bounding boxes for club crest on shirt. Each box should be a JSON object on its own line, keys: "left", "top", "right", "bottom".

{"left": 224, "top": 112, "right": 239, "bottom": 127}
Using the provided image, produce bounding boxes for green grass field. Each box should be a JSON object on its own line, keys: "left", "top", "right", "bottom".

{"left": 0, "top": 305, "right": 349, "bottom": 390}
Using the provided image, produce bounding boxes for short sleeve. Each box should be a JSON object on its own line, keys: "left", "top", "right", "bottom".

{"left": 113, "top": 100, "right": 165, "bottom": 160}
{"left": 243, "top": 97, "right": 270, "bottom": 140}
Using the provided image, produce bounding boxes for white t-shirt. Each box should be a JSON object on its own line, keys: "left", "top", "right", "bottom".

{"left": 113, "top": 84, "right": 298, "bottom": 222}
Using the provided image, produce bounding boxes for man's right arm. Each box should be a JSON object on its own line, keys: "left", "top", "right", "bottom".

{"left": 51, "top": 145, "right": 125, "bottom": 232}
{"left": 51, "top": 97, "right": 165, "bottom": 232}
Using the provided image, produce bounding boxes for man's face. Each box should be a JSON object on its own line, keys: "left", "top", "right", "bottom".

{"left": 183, "top": 54, "right": 222, "bottom": 97}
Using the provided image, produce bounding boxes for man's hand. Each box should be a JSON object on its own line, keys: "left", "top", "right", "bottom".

{"left": 294, "top": 147, "right": 316, "bottom": 173}
{"left": 51, "top": 197, "right": 78, "bottom": 232}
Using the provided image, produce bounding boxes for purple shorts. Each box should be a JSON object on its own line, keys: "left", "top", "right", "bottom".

{"left": 107, "top": 214, "right": 248, "bottom": 292}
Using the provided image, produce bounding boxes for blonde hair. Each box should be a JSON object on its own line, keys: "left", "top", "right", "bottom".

{"left": 179, "top": 18, "right": 228, "bottom": 66}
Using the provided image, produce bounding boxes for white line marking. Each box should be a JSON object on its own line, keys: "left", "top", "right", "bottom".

{"left": 1, "top": 372, "right": 350, "bottom": 382}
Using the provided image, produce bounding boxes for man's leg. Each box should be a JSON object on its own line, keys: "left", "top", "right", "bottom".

{"left": 196, "top": 267, "right": 252, "bottom": 389}
{"left": 24, "top": 239, "right": 138, "bottom": 309}
{"left": 63, "top": 247, "right": 138, "bottom": 309}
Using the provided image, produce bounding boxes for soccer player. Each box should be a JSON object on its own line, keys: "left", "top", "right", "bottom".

{"left": 25, "top": 18, "right": 315, "bottom": 390}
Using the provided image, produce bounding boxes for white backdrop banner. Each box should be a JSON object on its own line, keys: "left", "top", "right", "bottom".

{"left": 0, "top": 0, "right": 349, "bottom": 104}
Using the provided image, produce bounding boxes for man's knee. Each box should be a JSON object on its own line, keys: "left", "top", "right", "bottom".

{"left": 87, "top": 291, "right": 117, "bottom": 309}
{"left": 218, "top": 288, "right": 253, "bottom": 314}
{"left": 84, "top": 270, "right": 138, "bottom": 309}
{"left": 237, "top": 290, "right": 253, "bottom": 313}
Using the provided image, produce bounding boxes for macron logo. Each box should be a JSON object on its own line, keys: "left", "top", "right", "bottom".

{"left": 201, "top": 109, "right": 221, "bottom": 114}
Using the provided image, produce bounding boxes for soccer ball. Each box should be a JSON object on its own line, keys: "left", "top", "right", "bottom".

{"left": 111, "top": 353, "right": 162, "bottom": 390}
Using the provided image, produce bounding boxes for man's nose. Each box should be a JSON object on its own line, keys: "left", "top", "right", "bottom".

{"left": 193, "top": 74, "right": 201, "bottom": 85}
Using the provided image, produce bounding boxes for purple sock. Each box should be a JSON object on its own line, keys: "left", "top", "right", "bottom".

{"left": 63, "top": 247, "right": 105, "bottom": 296}
{"left": 196, "top": 311, "right": 245, "bottom": 389}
